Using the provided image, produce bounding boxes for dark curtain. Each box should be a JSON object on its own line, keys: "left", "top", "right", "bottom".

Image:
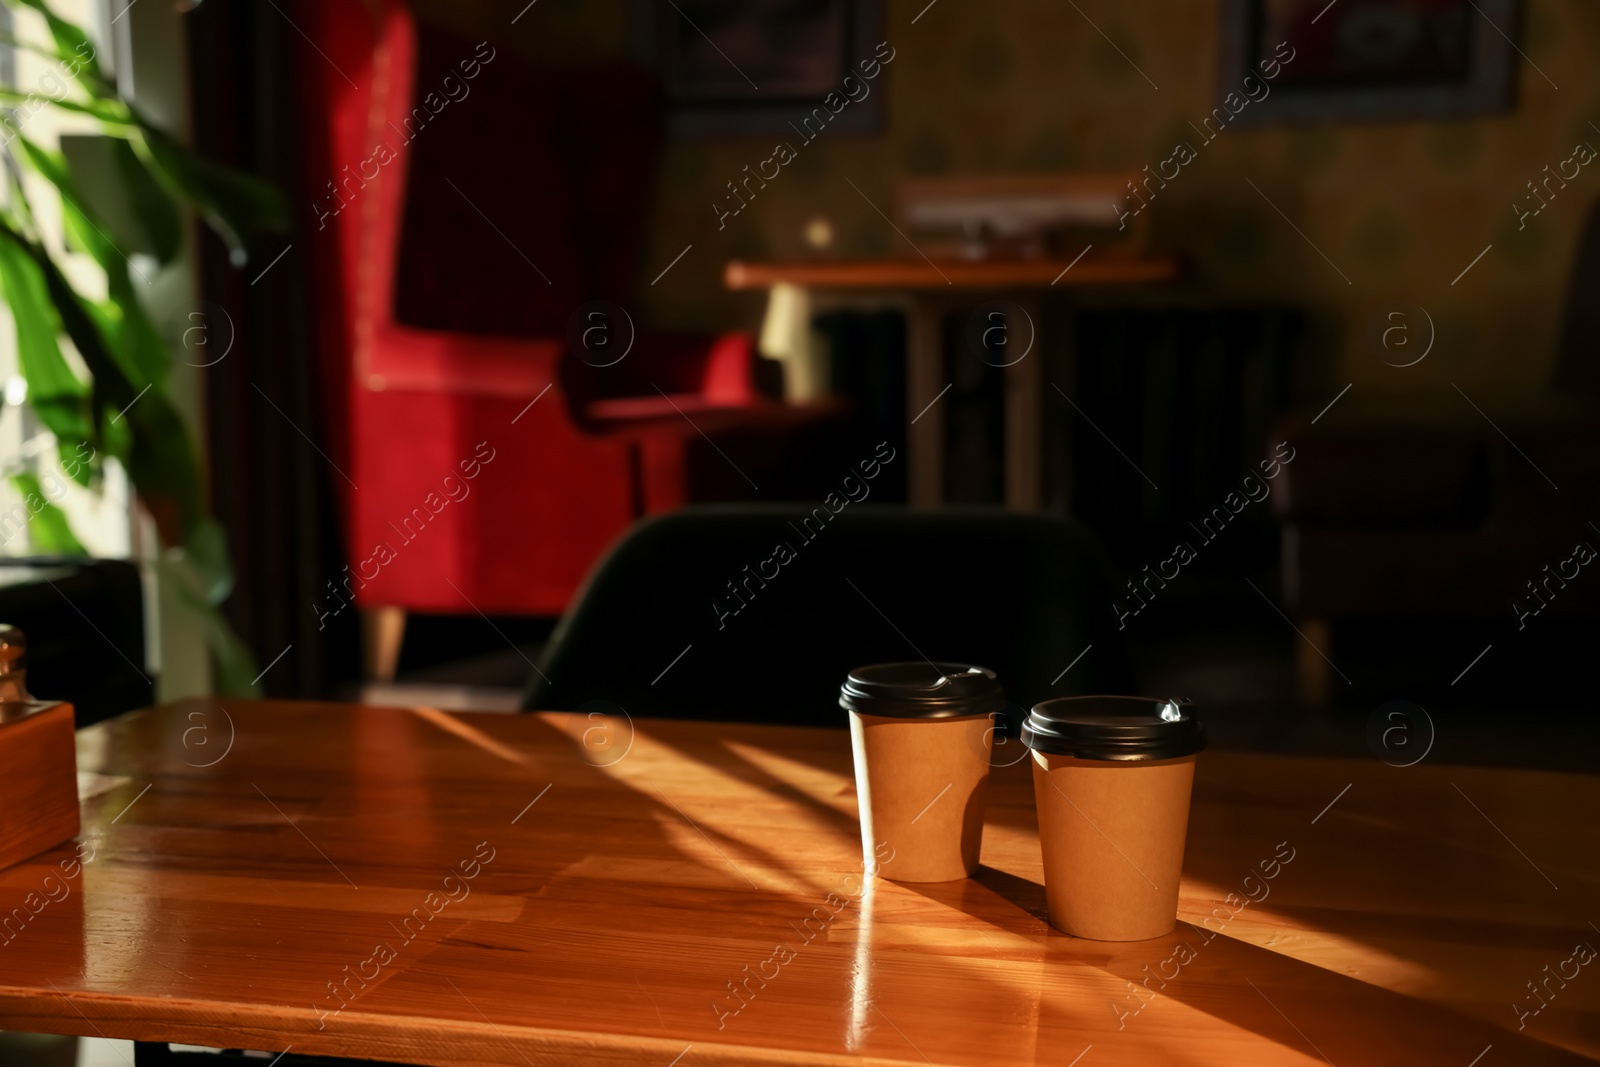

{"left": 185, "top": 2, "right": 358, "bottom": 698}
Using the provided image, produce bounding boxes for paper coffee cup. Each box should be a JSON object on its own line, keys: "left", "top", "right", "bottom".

{"left": 1021, "top": 696, "right": 1205, "bottom": 940}
{"left": 841, "top": 663, "right": 1003, "bottom": 883}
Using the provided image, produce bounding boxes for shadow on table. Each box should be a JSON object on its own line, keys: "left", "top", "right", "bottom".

{"left": 906, "top": 855, "right": 1590, "bottom": 1064}
{"left": 875, "top": 860, "right": 1512, "bottom": 1065}
{"left": 1066, "top": 922, "right": 1592, "bottom": 1066}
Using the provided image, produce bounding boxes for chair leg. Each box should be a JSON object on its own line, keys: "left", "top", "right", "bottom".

{"left": 360, "top": 606, "right": 406, "bottom": 682}
{"left": 1296, "top": 617, "right": 1332, "bottom": 709}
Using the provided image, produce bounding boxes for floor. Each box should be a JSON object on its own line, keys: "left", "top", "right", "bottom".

{"left": 349, "top": 642, "right": 533, "bottom": 712}
{"left": 344, "top": 615, "right": 544, "bottom": 713}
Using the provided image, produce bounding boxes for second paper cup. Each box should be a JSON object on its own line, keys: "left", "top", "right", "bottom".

{"left": 1022, "top": 696, "right": 1205, "bottom": 941}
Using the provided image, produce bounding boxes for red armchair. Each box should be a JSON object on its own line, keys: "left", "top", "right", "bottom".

{"left": 299, "top": 1, "right": 839, "bottom": 676}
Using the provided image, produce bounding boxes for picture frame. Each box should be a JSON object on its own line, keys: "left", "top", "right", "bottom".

{"left": 634, "top": 0, "right": 883, "bottom": 137}
{"left": 1218, "top": 0, "right": 1520, "bottom": 124}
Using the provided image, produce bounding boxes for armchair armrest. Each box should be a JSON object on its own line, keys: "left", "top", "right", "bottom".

{"left": 565, "top": 332, "right": 761, "bottom": 407}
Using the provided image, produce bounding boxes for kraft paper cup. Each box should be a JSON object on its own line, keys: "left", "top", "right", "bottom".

{"left": 841, "top": 663, "right": 1004, "bottom": 883}
{"left": 1021, "top": 696, "right": 1205, "bottom": 941}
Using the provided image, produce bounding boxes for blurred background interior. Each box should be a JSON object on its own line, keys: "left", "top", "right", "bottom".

{"left": 0, "top": 0, "right": 1596, "bottom": 783}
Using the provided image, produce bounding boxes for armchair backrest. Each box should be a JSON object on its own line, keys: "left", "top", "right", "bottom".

{"left": 299, "top": 0, "right": 415, "bottom": 387}
{"left": 304, "top": 0, "right": 666, "bottom": 347}
{"left": 390, "top": 27, "right": 583, "bottom": 336}
{"left": 393, "top": 46, "right": 665, "bottom": 334}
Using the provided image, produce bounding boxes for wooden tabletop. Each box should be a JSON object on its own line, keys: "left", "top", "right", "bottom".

{"left": 1, "top": 699, "right": 1596, "bottom": 1066}
{"left": 723, "top": 255, "right": 1182, "bottom": 290}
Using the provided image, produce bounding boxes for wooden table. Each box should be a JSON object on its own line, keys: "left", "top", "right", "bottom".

{"left": 2, "top": 699, "right": 1596, "bottom": 1066}
{"left": 725, "top": 256, "right": 1181, "bottom": 510}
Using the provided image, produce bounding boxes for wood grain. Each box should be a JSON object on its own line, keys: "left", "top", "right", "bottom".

{"left": 723, "top": 256, "right": 1182, "bottom": 290}
{"left": 0, "top": 699, "right": 1594, "bottom": 1066}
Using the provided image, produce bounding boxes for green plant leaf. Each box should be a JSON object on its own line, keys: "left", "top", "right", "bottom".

{"left": 112, "top": 135, "right": 182, "bottom": 263}
{"left": 0, "top": 226, "right": 91, "bottom": 443}
{"left": 99, "top": 401, "right": 131, "bottom": 461}
{"left": 185, "top": 516, "right": 235, "bottom": 604}
{"left": 41, "top": 134, "right": 183, "bottom": 265}
{"left": 121, "top": 388, "right": 203, "bottom": 545}
{"left": 17, "top": 129, "right": 181, "bottom": 390}
{"left": 12, "top": 134, "right": 171, "bottom": 393}
{"left": 0, "top": 0, "right": 107, "bottom": 90}
{"left": 15, "top": 135, "right": 119, "bottom": 268}
{"left": 135, "top": 125, "right": 291, "bottom": 266}
{"left": 0, "top": 87, "right": 130, "bottom": 125}
{"left": 157, "top": 552, "right": 261, "bottom": 696}
{"left": 2, "top": 161, "right": 41, "bottom": 239}
{"left": 0, "top": 27, "right": 108, "bottom": 82}
{"left": 106, "top": 267, "right": 170, "bottom": 388}
{"left": 22, "top": 233, "right": 202, "bottom": 543}
{"left": 8, "top": 471, "right": 86, "bottom": 554}
{"left": 55, "top": 437, "right": 97, "bottom": 488}
{"left": 205, "top": 610, "right": 263, "bottom": 697}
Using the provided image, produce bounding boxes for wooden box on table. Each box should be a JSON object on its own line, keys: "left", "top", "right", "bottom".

{"left": 0, "top": 700, "right": 79, "bottom": 870}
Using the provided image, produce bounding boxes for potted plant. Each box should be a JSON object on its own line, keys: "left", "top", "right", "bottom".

{"left": 0, "top": 0, "right": 289, "bottom": 693}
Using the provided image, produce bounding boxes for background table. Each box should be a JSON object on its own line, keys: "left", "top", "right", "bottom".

{"left": 1, "top": 699, "right": 1596, "bottom": 1065}
{"left": 725, "top": 256, "right": 1181, "bottom": 510}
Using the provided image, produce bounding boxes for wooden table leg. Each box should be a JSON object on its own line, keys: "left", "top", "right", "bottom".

{"left": 1004, "top": 295, "right": 1043, "bottom": 511}
{"left": 906, "top": 294, "right": 945, "bottom": 507}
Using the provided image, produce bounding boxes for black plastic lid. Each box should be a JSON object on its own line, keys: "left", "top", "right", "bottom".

{"left": 839, "top": 662, "right": 1004, "bottom": 719}
{"left": 1021, "top": 696, "right": 1205, "bottom": 761}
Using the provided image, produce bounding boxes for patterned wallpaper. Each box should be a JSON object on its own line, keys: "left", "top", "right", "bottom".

{"left": 416, "top": 0, "right": 1600, "bottom": 392}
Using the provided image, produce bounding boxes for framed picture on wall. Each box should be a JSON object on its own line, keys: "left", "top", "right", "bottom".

{"left": 1219, "top": 0, "right": 1520, "bottom": 123}
{"left": 636, "top": 0, "right": 883, "bottom": 136}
